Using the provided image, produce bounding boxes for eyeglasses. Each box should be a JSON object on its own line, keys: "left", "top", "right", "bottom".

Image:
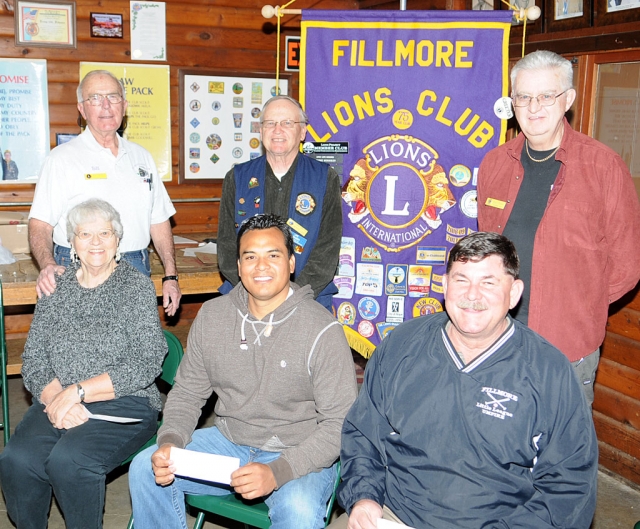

{"left": 75, "top": 229, "right": 115, "bottom": 241}
{"left": 260, "top": 120, "right": 306, "bottom": 129}
{"left": 83, "top": 93, "right": 124, "bottom": 106}
{"left": 512, "top": 89, "right": 569, "bottom": 108}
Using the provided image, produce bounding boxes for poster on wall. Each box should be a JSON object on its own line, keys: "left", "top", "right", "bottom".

{"left": 595, "top": 86, "right": 640, "bottom": 177}
{"left": 130, "top": 1, "right": 166, "bottom": 61}
{"left": 301, "top": 9, "right": 512, "bottom": 356}
{"left": 179, "top": 71, "right": 289, "bottom": 182}
{"left": 79, "top": 62, "right": 172, "bottom": 181}
{"left": 0, "top": 58, "right": 50, "bottom": 182}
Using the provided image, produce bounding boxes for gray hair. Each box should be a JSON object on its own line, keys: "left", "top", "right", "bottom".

{"left": 510, "top": 50, "right": 574, "bottom": 93}
{"left": 76, "top": 70, "right": 126, "bottom": 103}
{"left": 262, "top": 95, "right": 308, "bottom": 124}
{"left": 66, "top": 199, "right": 124, "bottom": 243}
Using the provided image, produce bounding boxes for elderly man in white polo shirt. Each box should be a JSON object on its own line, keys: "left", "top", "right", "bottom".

{"left": 29, "top": 69, "right": 181, "bottom": 315}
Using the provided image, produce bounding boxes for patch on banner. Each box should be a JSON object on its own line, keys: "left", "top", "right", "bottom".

{"left": 338, "top": 237, "right": 356, "bottom": 276}
{"left": 416, "top": 246, "right": 447, "bottom": 265}
{"left": 412, "top": 297, "right": 443, "bottom": 317}
{"left": 338, "top": 302, "right": 356, "bottom": 325}
{"left": 376, "top": 322, "right": 399, "bottom": 341}
{"left": 358, "top": 297, "right": 380, "bottom": 320}
{"left": 385, "top": 265, "right": 408, "bottom": 296}
{"left": 386, "top": 296, "right": 404, "bottom": 323}
{"left": 449, "top": 164, "right": 471, "bottom": 187}
{"left": 358, "top": 320, "right": 375, "bottom": 338}
{"left": 355, "top": 263, "right": 383, "bottom": 297}
{"left": 408, "top": 265, "right": 431, "bottom": 298}
{"left": 333, "top": 276, "right": 354, "bottom": 299}
{"left": 361, "top": 247, "right": 381, "bottom": 262}
{"left": 460, "top": 190, "right": 478, "bottom": 219}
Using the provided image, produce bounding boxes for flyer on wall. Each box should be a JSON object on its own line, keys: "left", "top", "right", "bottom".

{"left": 79, "top": 62, "right": 172, "bottom": 181}
{"left": 0, "top": 58, "right": 50, "bottom": 183}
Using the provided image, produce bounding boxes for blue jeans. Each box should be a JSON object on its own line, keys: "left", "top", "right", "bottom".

{"left": 54, "top": 244, "right": 151, "bottom": 276}
{"left": 129, "top": 426, "right": 338, "bottom": 529}
{"left": 0, "top": 397, "right": 157, "bottom": 529}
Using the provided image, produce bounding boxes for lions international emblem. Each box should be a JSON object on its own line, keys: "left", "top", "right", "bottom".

{"left": 295, "top": 193, "right": 316, "bottom": 216}
{"left": 341, "top": 135, "right": 456, "bottom": 252}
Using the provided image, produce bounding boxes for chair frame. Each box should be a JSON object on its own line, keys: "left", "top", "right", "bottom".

{"left": 186, "top": 461, "right": 342, "bottom": 529}
{"left": 125, "top": 330, "right": 184, "bottom": 528}
{"left": 0, "top": 282, "right": 9, "bottom": 446}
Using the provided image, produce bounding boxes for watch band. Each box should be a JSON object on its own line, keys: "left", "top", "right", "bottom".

{"left": 162, "top": 275, "right": 179, "bottom": 283}
{"left": 76, "top": 383, "right": 85, "bottom": 403}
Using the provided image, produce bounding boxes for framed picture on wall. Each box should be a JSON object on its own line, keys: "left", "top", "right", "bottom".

{"left": 178, "top": 69, "right": 292, "bottom": 184}
{"left": 546, "top": 0, "right": 591, "bottom": 30}
{"left": 14, "top": 0, "right": 77, "bottom": 48}
{"left": 90, "top": 13, "right": 123, "bottom": 38}
{"left": 470, "top": 0, "right": 496, "bottom": 9}
{"left": 500, "top": 0, "right": 544, "bottom": 36}
{"left": 595, "top": 0, "right": 640, "bottom": 24}
{"left": 55, "top": 133, "right": 78, "bottom": 146}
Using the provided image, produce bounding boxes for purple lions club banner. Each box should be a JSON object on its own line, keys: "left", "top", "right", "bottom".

{"left": 300, "top": 10, "right": 512, "bottom": 356}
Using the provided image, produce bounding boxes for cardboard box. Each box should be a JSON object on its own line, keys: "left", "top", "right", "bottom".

{"left": 0, "top": 211, "right": 27, "bottom": 225}
{"left": 0, "top": 224, "right": 29, "bottom": 254}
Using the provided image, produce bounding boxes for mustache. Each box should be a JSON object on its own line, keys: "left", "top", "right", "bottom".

{"left": 456, "top": 300, "right": 488, "bottom": 311}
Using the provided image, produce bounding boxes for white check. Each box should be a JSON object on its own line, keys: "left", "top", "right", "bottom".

{"left": 83, "top": 406, "right": 142, "bottom": 423}
{"left": 170, "top": 447, "right": 240, "bottom": 485}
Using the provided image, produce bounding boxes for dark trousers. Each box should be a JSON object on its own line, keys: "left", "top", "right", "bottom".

{"left": 0, "top": 397, "right": 157, "bottom": 529}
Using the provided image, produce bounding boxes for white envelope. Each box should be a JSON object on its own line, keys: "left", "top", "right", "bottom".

{"left": 170, "top": 447, "right": 240, "bottom": 485}
{"left": 83, "top": 406, "right": 141, "bottom": 423}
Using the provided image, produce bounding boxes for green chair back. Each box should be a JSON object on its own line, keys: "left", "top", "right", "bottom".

{"left": 185, "top": 461, "right": 342, "bottom": 529}
{"left": 125, "top": 330, "right": 184, "bottom": 529}
{"left": 121, "top": 329, "right": 183, "bottom": 466}
{"left": 0, "top": 282, "right": 9, "bottom": 445}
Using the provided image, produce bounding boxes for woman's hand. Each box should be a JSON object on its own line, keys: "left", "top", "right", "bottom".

{"left": 60, "top": 403, "right": 89, "bottom": 429}
{"left": 44, "top": 384, "right": 81, "bottom": 429}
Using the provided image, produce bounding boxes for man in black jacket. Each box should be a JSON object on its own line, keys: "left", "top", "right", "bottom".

{"left": 331, "top": 232, "right": 597, "bottom": 529}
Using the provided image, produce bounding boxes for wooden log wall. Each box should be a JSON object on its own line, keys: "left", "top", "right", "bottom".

{"left": 0, "top": 0, "right": 358, "bottom": 376}
{"left": 0, "top": 0, "right": 358, "bottom": 232}
{"left": 595, "top": 287, "right": 640, "bottom": 484}
{"left": 1, "top": 0, "right": 640, "bottom": 488}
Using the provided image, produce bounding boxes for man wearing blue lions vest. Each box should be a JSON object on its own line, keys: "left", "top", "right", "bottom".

{"left": 217, "top": 96, "right": 342, "bottom": 310}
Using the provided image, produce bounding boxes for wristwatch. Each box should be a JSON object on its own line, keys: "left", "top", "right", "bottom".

{"left": 162, "top": 275, "right": 179, "bottom": 283}
{"left": 76, "top": 383, "right": 85, "bottom": 403}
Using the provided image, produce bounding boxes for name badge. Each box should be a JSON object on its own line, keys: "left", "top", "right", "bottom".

{"left": 485, "top": 197, "right": 506, "bottom": 210}
{"left": 287, "top": 218, "right": 308, "bottom": 237}
{"left": 85, "top": 173, "right": 107, "bottom": 180}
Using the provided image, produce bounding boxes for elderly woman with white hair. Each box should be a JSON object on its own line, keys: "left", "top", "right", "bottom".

{"left": 0, "top": 198, "right": 167, "bottom": 529}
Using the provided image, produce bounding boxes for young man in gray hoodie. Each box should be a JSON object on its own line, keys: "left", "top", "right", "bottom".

{"left": 129, "top": 214, "right": 357, "bottom": 529}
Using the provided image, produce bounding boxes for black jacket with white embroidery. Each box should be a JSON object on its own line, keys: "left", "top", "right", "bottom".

{"left": 338, "top": 311, "right": 597, "bottom": 528}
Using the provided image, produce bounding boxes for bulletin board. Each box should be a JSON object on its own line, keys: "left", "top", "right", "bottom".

{"left": 179, "top": 70, "right": 291, "bottom": 183}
